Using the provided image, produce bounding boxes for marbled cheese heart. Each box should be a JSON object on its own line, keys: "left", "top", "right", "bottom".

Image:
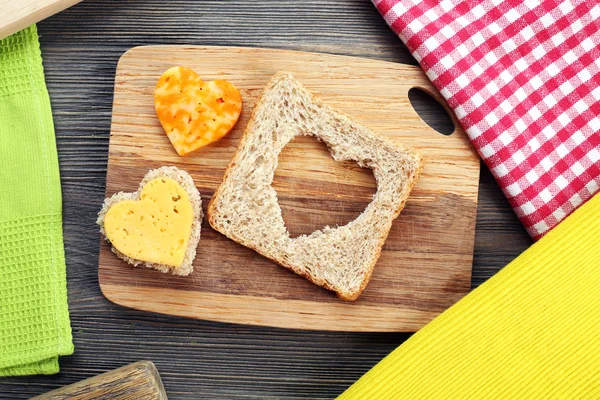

{"left": 154, "top": 66, "right": 242, "bottom": 156}
{"left": 104, "top": 177, "right": 194, "bottom": 267}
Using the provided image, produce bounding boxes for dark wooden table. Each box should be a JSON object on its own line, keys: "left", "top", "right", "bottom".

{"left": 0, "top": 1, "right": 532, "bottom": 398}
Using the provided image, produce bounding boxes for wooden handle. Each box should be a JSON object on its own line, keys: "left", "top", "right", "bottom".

{"left": 31, "top": 361, "right": 168, "bottom": 400}
{"left": 0, "top": 0, "right": 83, "bottom": 40}
{"left": 409, "top": 82, "right": 461, "bottom": 136}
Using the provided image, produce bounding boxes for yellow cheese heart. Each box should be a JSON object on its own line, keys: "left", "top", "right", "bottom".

{"left": 104, "top": 177, "right": 193, "bottom": 267}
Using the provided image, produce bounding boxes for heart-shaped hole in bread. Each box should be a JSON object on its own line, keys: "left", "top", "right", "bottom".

{"left": 272, "top": 135, "right": 377, "bottom": 238}
{"left": 155, "top": 66, "right": 242, "bottom": 156}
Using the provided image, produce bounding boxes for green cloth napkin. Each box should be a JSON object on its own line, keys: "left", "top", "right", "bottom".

{"left": 0, "top": 25, "right": 73, "bottom": 376}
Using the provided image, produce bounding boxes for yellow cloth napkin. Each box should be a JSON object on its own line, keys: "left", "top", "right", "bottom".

{"left": 338, "top": 193, "right": 600, "bottom": 399}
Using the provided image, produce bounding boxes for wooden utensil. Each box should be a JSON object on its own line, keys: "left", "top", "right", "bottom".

{"left": 31, "top": 361, "right": 167, "bottom": 399}
{"left": 99, "top": 46, "right": 480, "bottom": 332}
{"left": 1, "top": 0, "right": 82, "bottom": 40}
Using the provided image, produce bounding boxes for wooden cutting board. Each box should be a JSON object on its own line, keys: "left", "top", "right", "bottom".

{"left": 0, "top": 0, "right": 82, "bottom": 40}
{"left": 32, "top": 361, "right": 167, "bottom": 399}
{"left": 99, "top": 46, "right": 480, "bottom": 332}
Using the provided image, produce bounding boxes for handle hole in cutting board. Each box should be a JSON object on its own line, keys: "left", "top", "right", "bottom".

{"left": 408, "top": 88, "right": 454, "bottom": 136}
{"left": 272, "top": 135, "right": 377, "bottom": 238}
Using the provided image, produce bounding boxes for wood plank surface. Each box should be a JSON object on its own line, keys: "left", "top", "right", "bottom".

{"left": 0, "top": 0, "right": 533, "bottom": 398}
{"left": 31, "top": 361, "right": 167, "bottom": 400}
{"left": 0, "top": 0, "right": 82, "bottom": 40}
{"left": 98, "top": 46, "right": 480, "bottom": 331}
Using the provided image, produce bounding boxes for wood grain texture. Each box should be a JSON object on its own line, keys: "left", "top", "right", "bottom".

{"left": 31, "top": 361, "right": 167, "bottom": 400}
{"left": 0, "top": 0, "right": 82, "bottom": 40}
{"left": 98, "top": 46, "right": 480, "bottom": 331}
{"left": 0, "top": 0, "right": 532, "bottom": 398}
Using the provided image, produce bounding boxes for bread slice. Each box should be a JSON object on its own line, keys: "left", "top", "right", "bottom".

{"left": 208, "top": 72, "right": 424, "bottom": 300}
{"left": 98, "top": 166, "right": 202, "bottom": 276}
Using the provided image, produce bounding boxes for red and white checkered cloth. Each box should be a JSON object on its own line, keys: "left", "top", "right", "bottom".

{"left": 374, "top": 0, "right": 600, "bottom": 240}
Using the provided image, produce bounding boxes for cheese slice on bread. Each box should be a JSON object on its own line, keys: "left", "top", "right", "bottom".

{"left": 208, "top": 72, "right": 423, "bottom": 300}
{"left": 98, "top": 166, "right": 202, "bottom": 276}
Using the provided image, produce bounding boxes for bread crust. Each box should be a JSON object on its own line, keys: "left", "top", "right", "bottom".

{"left": 208, "top": 72, "right": 423, "bottom": 300}
{"left": 98, "top": 166, "right": 203, "bottom": 276}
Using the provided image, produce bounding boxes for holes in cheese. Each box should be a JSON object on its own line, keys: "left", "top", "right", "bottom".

{"left": 154, "top": 66, "right": 242, "bottom": 156}
{"left": 103, "top": 177, "right": 194, "bottom": 267}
